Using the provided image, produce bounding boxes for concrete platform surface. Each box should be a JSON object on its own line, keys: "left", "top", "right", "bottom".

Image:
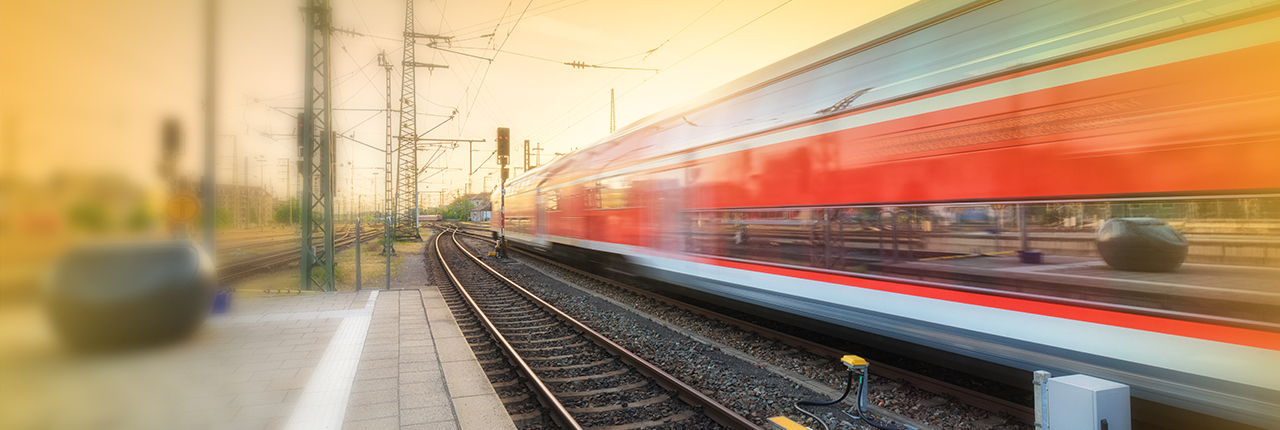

{"left": 0, "top": 287, "right": 515, "bottom": 430}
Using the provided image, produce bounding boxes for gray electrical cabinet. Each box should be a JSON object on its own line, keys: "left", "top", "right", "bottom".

{"left": 1048, "top": 374, "right": 1130, "bottom": 430}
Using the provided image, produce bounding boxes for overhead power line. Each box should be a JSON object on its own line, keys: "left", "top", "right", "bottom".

{"left": 535, "top": 0, "right": 796, "bottom": 145}
{"left": 564, "top": 61, "right": 658, "bottom": 72}
{"left": 428, "top": 44, "right": 659, "bottom": 72}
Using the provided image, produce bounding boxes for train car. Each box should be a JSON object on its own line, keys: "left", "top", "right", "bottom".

{"left": 494, "top": 0, "right": 1280, "bottom": 427}
{"left": 419, "top": 214, "right": 444, "bottom": 223}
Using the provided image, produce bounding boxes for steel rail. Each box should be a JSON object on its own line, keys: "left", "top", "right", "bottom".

{"left": 433, "top": 230, "right": 583, "bottom": 430}
{"left": 217, "top": 228, "right": 380, "bottom": 283}
{"left": 453, "top": 225, "right": 1034, "bottom": 424}
{"left": 445, "top": 228, "right": 765, "bottom": 430}
{"left": 220, "top": 224, "right": 355, "bottom": 246}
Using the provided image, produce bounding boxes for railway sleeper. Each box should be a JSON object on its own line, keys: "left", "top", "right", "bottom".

{"left": 562, "top": 392, "right": 673, "bottom": 414}
{"left": 580, "top": 408, "right": 696, "bottom": 430}
{"left": 530, "top": 358, "right": 615, "bottom": 371}
{"left": 507, "top": 334, "right": 578, "bottom": 345}
{"left": 513, "top": 340, "right": 589, "bottom": 352}
{"left": 500, "top": 393, "right": 530, "bottom": 405}
{"left": 556, "top": 380, "right": 648, "bottom": 397}
{"left": 539, "top": 368, "right": 630, "bottom": 383}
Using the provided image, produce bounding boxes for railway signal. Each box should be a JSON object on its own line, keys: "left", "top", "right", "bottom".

{"left": 496, "top": 127, "right": 510, "bottom": 258}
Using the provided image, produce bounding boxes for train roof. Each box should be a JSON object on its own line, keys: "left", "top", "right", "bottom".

{"left": 507, "top": 0, "right": 973, "bottom": 188}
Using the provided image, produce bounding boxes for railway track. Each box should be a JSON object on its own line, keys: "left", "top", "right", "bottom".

{"left": 453, "top": 225, "right": 1034, "bottom": 428}
{"left": 216, "top": 224, "right": 356, "bottom": 259}
{"left": 431, "top": 228, "right": 761, "bottom": 430}
{"left": 217, "top": 227, "right": 381, "bottom": 283}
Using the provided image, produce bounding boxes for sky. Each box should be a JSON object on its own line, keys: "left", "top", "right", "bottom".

{"left": 1, "top": 0, "right": 918, "bottom": 210}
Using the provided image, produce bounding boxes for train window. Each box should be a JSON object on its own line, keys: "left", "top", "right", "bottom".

{"left": 589, "top": 176, "right": 631, "bottom": 209}
{"left": 680, "top": 197, "right": 1280, "bottom": 332}
{"left": 544, "top": 191, "right": 560, "bottom": 212}
{"left": 601, "top": 176, "right": 630, "bottom": 209}
{"left": 584, "top": 183, "right": 601, "bottom": 209}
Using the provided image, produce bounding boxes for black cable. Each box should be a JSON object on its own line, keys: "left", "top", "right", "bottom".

{"left": 800, "top": 368, "right": 855, "bottom": 407}
{"left": 797, "top": 367, "right": 902, "bottom": 430}
{"left": 795, "top": 368, "right": 854, "bottom": 430}
{"left": 842, "top": 374, "right": 901, "bottom": 430}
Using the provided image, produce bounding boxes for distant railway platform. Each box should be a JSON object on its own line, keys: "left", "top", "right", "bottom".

{"left": 873, "top": 253, "right": 1280, "bottom": 327}
{"left": 0, "top": 259, "right": 514, "bottom": 430}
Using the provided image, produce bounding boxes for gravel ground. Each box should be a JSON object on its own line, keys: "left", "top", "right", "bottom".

{"left": 446, "top": 233, "right": 1032, "bottom": 430}
{"left": 448, "top": 236, "right": 866, "bottom": 429}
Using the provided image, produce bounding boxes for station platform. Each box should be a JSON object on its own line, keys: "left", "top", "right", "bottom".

{"left": 0, "top": 285, "right": 515, "bottom": 430}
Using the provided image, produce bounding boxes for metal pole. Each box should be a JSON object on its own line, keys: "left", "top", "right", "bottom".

{"left": 994, "top": 205, "right": 1003, "bottom": 253}
{"left": 287, "top": 159, "right": 293, "bottom": 232}
{"left": 243, "top": 156, "right": 248, "bottom": 229}
{"left": 1019, "top": 204, "right": 1030, "bottom": 252}
{"left": 202, "top": 0, "right": 217, "bottom": 259}
{"left": 259, "top": 163, "right": 265, "bottom": 230}
{"left": 1033, "top": 370, "right": 1051, "bottom": 430}
{"left": 355, "top": 211, "right": 361, "bottom": 291}
{"left": 385, "top": 214, "right": 391, "bottom": 290}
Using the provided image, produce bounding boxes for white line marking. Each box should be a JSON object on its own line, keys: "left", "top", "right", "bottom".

{"left": 282, "top": 290, "right": 378, "bottom": 430}
{"left": 209, "top": 290, "right": 383, "bottom": 325}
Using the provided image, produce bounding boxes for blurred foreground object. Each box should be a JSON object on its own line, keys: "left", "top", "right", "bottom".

{"left": 1096, "top": 218, "right": 1188, "bottom": 272}
{"left": 45, "top": 240, "right": 215, "bottom": 350}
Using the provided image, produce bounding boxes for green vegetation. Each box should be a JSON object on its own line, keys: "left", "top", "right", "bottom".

{"left": 273, "top": 197, "right": 325, "bottom": 225}
{"left": 435, "top": 196, "right": 474, "bottom": 221}
{"left": 67, "top": 201, "right": 109, "bottom": 232}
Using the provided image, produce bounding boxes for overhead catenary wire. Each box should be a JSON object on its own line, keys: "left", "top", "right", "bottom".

{"left": 534, "top": 0, "right": 795, "bottom": 146}
{"left": 524, "top": 0, "right": 727, "bottom": 141}
{"left": 426, "top": 44, "right": 660, "bottom": 72}
{"left": 458, "top": 0, "right": 532, "bottom": 132}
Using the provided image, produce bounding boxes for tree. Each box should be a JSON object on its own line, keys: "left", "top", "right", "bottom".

{"left": 441, "top": 196, "right": 474, "bottom": 221}
{"left": 274, "top": 198, "right": 301, "bottom": 224}
{"left": 194, "top": 207, "right": 233, "bottom": 228}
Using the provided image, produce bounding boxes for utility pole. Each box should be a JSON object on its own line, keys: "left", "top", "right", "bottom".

{"left": 257, "top": 158, "right": 266, "bottom": 230}
{"left": 241, "top": 155, "right": 248, "bottom": 229}
{"left": 610, "top": 88, "right": 616, "bottom": 133}
{"left": 378, "top": 51, "right": 395, "bottom": 254}
{"left": 300, "top": 0, "right": 336, "bottom": 292}
{"left": 523, "top": 139, "right": 530, "bottom": 172}
{"left": 355, "top": 195, "right": 361, "bottom": 291}
{"left": 202, "top": 0, "right": 217, "bottom": 260}
{"left": 395, "top": 0, "right": 451, "bottom": 239}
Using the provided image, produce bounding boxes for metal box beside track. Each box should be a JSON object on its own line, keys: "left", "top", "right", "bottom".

{"left": 1049, "top": 374, "right": 1131, "bottom": 430}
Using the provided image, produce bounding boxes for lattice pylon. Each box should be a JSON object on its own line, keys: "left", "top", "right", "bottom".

{"left": 300, "top": 0, "right": 335, "bottom": 291}
{"left": 394, "top": 0, "right": 418, "bottom": 239}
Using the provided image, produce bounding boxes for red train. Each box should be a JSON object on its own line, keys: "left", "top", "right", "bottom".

{"left": 494, "top": 0, "right": 1280, "bottom": 427}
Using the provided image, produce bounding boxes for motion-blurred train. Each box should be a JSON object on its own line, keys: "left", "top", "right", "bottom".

{"left": 492, "top": 0, "right": 1280, "bottom": 427}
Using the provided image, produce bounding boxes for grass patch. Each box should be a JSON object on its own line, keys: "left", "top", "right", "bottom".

{"left": 225, "top": 230, "right": 427, "bottom": 292}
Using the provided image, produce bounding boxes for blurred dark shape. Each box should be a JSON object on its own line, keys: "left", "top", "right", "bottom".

{"left": 158, "top": 118, "right": 181, "bottom": 184}
{"left": 46, "top": 240, "right": 215, "bottom": 351}
{"left": 1097, "top": 218, "right": 1188, "bottom": 272}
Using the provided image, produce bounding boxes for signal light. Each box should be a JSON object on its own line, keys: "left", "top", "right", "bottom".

{"left": 496, "top": 127, "right": 510, "bottom": 160}
{"left": 296, "top": 113, "right": 307, "bottom": 155}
